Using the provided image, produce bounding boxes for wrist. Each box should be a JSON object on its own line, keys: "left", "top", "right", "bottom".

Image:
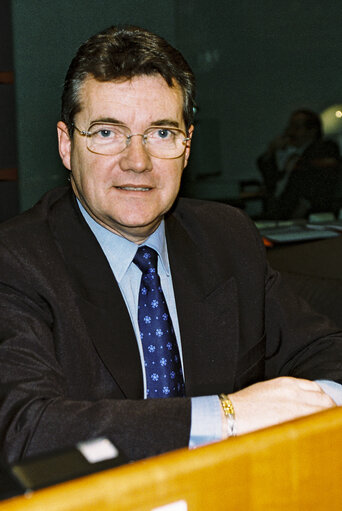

{"left": 219, "top": 393, "right": 237, "bottom": 439}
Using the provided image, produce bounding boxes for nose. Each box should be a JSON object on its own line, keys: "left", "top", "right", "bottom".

{"left": 119, "top": 134, "right": 153, "bottom": 173}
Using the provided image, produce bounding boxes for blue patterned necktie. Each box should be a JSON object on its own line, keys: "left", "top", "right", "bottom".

{"left": 133, "top": 246, "right": 185, "bottom": 398}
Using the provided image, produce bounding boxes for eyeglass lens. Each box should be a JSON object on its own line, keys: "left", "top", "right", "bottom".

{"left": 86, "top": 124, "right": 188, "bottom": 158}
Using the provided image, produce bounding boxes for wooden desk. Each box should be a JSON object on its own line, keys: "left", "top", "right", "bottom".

{"left": 0, "top": 72, "right": 14, "bottom": 84}
{"left": 0, "top": 169, "right": 17, "bottom": 181}
{"left": 0, "top": 71, "right": 17, "bottom": 184}
{"left": 1, "top": 407, "right": 342, "bottom": 510}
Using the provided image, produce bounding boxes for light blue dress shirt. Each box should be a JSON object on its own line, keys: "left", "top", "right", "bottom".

{"left": 77, "top": 201, "right": 342, "bottom": 448}
{"left": 77, "top": 201, "right": 221, "bottom": 446}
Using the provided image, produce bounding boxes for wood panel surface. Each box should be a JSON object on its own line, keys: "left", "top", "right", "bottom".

{"left": 1, "top": 407, "right": 342, "bottom": 511}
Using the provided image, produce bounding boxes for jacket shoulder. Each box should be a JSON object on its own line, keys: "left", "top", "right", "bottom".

{"left": 171, "top": 197, "right": 258, "bottom": 236}
{"left": 169, "top": 197, "right": 265, "bottom": 263}
{"left": 0, "top": 187, "right": 71, "bottom": 239}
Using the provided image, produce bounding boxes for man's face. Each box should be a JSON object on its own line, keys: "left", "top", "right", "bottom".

{"left": 57, "top": 75, "right": 193, "bottom": 243}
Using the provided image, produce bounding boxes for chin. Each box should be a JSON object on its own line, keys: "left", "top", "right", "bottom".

{"left": 108, "top": 212, "right": 157, "bottom": 229}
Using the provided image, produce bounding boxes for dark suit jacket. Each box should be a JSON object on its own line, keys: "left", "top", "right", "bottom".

{"left": 0, "top": 187, "right": 341, "bottom": 463}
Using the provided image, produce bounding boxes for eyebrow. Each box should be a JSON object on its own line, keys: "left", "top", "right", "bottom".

{"left": 89, "top": 117, "right": 123, "bottom": 126}
{"left": 89, "top": 117, "right": 180, "bottom": 128}
{"left": 150, "top": 119, "right": 180, "bottom": 128}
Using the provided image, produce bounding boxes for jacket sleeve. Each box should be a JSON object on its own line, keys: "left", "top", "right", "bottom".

{"left": 234, "top": 207, "right": 342, "bottom": 383}
{"left": 264, "top": 262, "right": 342, "bottom": 384}
{"left": 0, "top": 240, "right": 191, "bottom": 464}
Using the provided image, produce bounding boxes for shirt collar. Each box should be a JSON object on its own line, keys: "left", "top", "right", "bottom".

{"left": 77, "top": 199, "right": 170, "bottom": 282}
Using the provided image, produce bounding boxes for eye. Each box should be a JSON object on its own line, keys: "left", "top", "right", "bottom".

{"left": 98, "top": 129, "right": 113, "bottom": 138}
{"left": 148, "top": 128, "right": 177, "bottom": 141}
{"left": 156, "top": 128, "right": 171, "bottom": 139}
{"left": 92, "top": 127, "right": 116, "bottom": 139}
{"left": 89, "top": 124, "right": 127, "bottom": 142}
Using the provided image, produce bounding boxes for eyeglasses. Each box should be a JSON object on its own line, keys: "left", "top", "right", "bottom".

{"left": 72, "top": 123, "right": 191, "bottom": 159}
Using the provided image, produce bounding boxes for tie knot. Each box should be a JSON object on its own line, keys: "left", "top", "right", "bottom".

{"left": 133, "top": 246, "right": 158, "bottom": 274}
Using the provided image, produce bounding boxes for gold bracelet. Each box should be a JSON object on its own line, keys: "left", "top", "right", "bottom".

{"left": 219, "top": 393, "right": 235, "bottom": 416}
{"left": 219, "top": 393, "right": 237, "bottom": 437}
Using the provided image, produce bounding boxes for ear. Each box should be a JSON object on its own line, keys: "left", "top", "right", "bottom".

{"left": 183, "top": 125, "right": 194, "bottom": 168}
{"left": 57, "top": 121, "right": 72, "bottom": 171}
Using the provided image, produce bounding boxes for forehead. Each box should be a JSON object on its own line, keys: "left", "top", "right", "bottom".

{"left": 77, "top": 75, "right": 185, "bottom": 125}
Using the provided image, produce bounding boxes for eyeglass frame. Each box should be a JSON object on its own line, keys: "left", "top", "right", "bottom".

{"left": 71, "top": 122, "right": 191, "bottom": 160}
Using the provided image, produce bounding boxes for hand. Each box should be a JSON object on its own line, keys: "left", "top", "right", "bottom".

{"left": 228, "top": 377, "right": 336, "bottom": 435}
{"left": 268, "top": 135, "right": 290, "bottom": 153}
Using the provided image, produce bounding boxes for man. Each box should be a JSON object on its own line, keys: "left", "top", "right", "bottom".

{"left": 257, "top": 109, "right": 340, "bottom": 219}
{"left": 0, "top": 26, "right": 341, "bottom": 464}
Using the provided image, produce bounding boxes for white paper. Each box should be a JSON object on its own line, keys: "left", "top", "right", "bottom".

{"left": 77, "top": 437, "right": 119, "bottom": 463}
{"left": 152, "top": 500, "right": 188, "bottom": 511}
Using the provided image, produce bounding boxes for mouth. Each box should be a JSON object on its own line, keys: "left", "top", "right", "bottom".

{"left": 116, "top": 186, "right": 152, "bottom": 192}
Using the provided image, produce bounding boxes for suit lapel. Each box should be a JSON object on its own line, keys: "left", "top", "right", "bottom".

{"left": 48, "top": 189, "right": 240, "bottom": 399}
{"left": 48, "top": 190, "right": 143, "bottom": 398}
{"left": 165, "top": 213, "right": 239, "bottom": 396}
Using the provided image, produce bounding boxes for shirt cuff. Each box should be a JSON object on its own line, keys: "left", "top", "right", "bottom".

{"left": 189, "top": 395, "right": 222, "bottom": 448}
{"left": 316, "top": 379, "right": 342, "bottom": 405}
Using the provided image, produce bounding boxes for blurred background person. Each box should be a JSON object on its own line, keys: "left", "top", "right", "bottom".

{"left": 257, "top": 109, "right": 341, "bottom": 219}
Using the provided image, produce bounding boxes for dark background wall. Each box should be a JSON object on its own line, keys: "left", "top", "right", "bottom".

{"left": 5, "top": 0, "right": 342, "bottom": 212}
{"left": 11, "top": 0, "right": 179, "bottom": 210}
{"left": 0, "top": 0, "right": 18, "bottom": 220}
